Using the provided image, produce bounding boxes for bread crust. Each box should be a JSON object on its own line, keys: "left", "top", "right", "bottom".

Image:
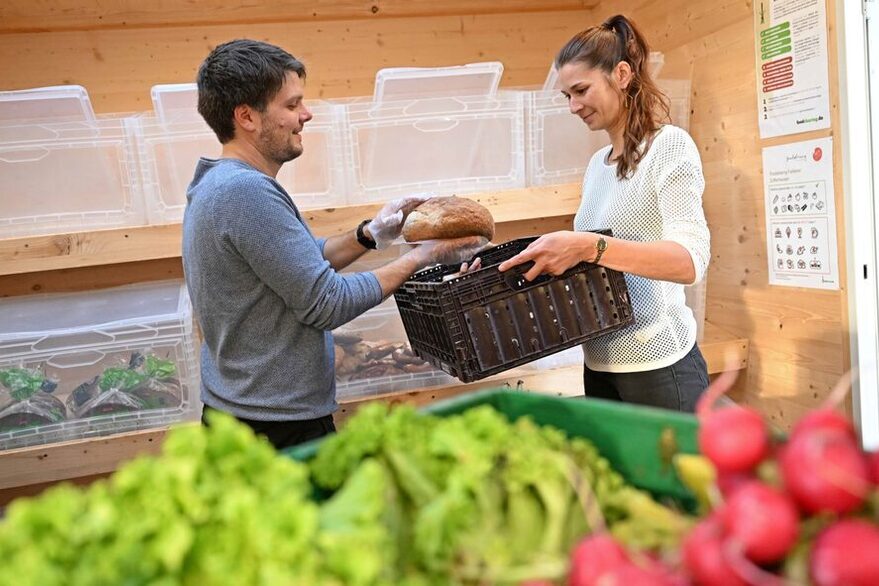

{"left": 401, "top": 196, "right": 495, "bottom": 242}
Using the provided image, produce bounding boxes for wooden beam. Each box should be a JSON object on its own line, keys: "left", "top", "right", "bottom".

{"left": 0, "top": 183, "right": 581, "bottom": 277}
{"left": 0, "top": 0, "right": 600, "bottom": 34}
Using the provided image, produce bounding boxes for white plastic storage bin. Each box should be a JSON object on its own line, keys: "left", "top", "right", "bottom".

{"left": 342, "top": 91, "right": 526, "bottom": 203}
{"left": 0, "top": 281, "right": 199, "bottom": 450}
{"left": 0, "top": 114, "right": 146, "bottom": 238}
{"left": 136, "top": 84, "right": 348, "bottom": 224}
{"left": 526, "top": 90, "right": 610, "bottom": 186}
{"left": 525, "top": 78, "right": 692, "bottom": 187}
{"left": 333, "top": 300, "right": 455, "bottom": 400}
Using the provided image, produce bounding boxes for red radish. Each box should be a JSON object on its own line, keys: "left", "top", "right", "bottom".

{"left": 723, "top": 541, "right": 789, "bottom": 586}
{"left": 716, "top": 470, "right": 754, "bottom": 499}
{"left": 568, "top": 534, "right": 629, "bottom": 586}
{"left": 779, "top": 429, "right": 871, "bottom": 515}
{"left": 697, "top": 368, "right": 770, "bottom": 474}
{"left": 722, "top": 481, "right": 799, "bottom": 564}
{"left": 867, "top": 450, "right": 879, "bottom": 485}
{"left": 593, "top": 563, "right": 677, "bottom": 586}
{"left": 810, "top": 519, "right": 879, "bottom": 586}
{"left": 682, "top": 515, "right": 747, "bottom": 586}
{"left": 790, "top": 372, "right": 856, "bottom": 441}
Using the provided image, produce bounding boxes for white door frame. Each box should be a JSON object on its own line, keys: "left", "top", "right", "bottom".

{"left": 838, "top": 0, "right": 879, "bottom": 449}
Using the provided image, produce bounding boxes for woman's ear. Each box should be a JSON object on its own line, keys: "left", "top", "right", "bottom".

{"left": 614, "top": 61, "right": 634, "bottom": 91}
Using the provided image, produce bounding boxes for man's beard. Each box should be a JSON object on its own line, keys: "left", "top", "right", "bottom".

{"left": 259, "top": 124, "right": 302, "bottom": 166}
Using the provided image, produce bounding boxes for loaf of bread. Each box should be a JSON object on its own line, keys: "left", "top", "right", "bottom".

{"left": 401, "top": 196, "right": 495, "bottom": 242}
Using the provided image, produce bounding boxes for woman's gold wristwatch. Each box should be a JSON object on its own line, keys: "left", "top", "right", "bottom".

{"left": 593, "top": 236, "right": 607, "bottom": 264}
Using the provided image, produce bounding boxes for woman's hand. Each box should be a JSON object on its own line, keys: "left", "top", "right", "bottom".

{"left": 497, "top": 231, "right": 595, "bottom": 281}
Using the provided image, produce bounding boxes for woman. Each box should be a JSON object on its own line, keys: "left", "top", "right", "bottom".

{"left": 499, "top": 14, "right": 710, "bottom": 412}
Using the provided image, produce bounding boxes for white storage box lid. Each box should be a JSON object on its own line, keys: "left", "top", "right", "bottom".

{"left": 374, "top": 62, "right": 503, "bottom": 102}
{"left": 0, "top": 85, "right": 96, "bottom": 124}
{"left": 150, "top": 83, "right": 199, "bottom": 122}
{"left": 0, "top": 281, "right": 190, "bottom": 343}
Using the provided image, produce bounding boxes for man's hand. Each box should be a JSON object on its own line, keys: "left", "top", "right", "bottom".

{"left": 366, "top": 195, "right": 431, "bottom": 249}
{"left": 415, "top": 236, "right": 490, "bottom": 267}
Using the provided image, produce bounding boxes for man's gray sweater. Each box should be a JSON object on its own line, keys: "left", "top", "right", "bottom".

{"left": 182, "top": 158, "right": 383, "bottom": 421}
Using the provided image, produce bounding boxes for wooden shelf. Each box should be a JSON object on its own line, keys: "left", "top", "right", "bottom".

{"left": 0, "top": 322, "right": 747, "bottom": 500}
{"left": 0, "top": 183, "right": 581, "bottom": 277}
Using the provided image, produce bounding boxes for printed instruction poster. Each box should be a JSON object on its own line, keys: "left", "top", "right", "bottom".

{"left": 754, "top": 0, "right": 831, "bottom": 138}
{"left": 763, "top": 137, "right": 838, "bottom": 289}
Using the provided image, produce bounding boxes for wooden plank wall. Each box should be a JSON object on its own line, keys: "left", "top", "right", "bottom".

{"left": 0, "top": 1, "right": 597, "bottom": 113}
{"left": 0, "top": 0, "right": 848, "bottom": 429}
{"left": 586, "top": 0, "right": 847, "bottom": 428}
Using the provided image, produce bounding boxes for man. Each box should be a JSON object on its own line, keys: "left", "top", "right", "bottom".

{"left": 183, "top": 39, "right": 483, "bottom": 449}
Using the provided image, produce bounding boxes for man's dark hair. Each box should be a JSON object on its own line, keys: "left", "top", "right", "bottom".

{"left": 196, "top": 39, "right": 306, "bottom": 143}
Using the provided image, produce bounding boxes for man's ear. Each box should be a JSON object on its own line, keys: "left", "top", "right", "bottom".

{"left": 233, "top": 104, "right": 259, "bottom": 133}
{"left": 614, "top": 61, "right": 634, "bottom": 91}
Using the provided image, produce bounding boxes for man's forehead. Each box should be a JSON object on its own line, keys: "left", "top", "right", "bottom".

{"left": 277, "top": 71, "right": 305, "bottom": 99}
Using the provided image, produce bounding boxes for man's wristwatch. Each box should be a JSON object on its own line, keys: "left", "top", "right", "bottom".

{"left": 592, "top": 236, "right": 607, "bottom": 264}
{"left": 356, "top": 219, "right": 377, "bottom": 250}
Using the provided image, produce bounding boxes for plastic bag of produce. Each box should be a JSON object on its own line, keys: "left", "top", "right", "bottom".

{"left": 67, "top": 351, "right": 182, "bottom": 418}
{"left": 0, "top": 366, "right": 66, "bottom": 432}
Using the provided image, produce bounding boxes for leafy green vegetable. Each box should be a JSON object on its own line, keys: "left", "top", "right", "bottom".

{"left": 0, "top": 367, "right": 49, "bottom": 401}
{"left": 0, "top": 412, "right": 393, "bottom": 585}
{"left": 144, "top": 355, "right": 176, "bottom": 379}
{"left": 309, "top": 403, "right": 694, "bottom": 584}
{"left": 98, "top": 367, "right": 147, "bottom": 392}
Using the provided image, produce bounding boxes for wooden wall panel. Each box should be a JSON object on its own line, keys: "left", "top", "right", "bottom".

{"left": 0, "top": 10, "right": 594, "bottom": 113}
{"left": 0, "top": 0, "right": 599, "bottom": 33}
{"left": 0, "top": 0, "right": 849, "bottom": 432}
{"left": 590, "top": 0, "right": 848, "bottom": 429}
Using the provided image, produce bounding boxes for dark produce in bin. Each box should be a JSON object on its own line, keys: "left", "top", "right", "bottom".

{"left": 394, "top": 234, "right": 634, "bottom": 382}
{"left": 0, "top": 367, "right": 66, "bottom": 432}
{"left": 67, "top": 351, "right": 182, "bottom": 418}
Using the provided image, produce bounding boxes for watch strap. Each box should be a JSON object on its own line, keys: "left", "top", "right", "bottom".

{"left": 356, "top": 219, "right": 377, "bottom": 250}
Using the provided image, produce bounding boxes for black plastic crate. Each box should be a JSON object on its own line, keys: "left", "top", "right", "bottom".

{"left": 393, "top": 235, "right": 634, "bottom": 382}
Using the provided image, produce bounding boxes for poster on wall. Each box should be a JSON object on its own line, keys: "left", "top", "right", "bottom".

{"left": 763, "top": 137, "right": 838, "bottom": 289}
{"left": 754, "top": 0, "right": 831, "bottom": 138}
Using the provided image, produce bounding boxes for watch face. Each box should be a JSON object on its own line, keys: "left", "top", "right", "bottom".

{"left": 597, "top": 238, "right": 607, "bottom": 251}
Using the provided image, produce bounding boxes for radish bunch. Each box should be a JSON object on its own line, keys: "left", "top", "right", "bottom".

{"left": 556, "top": 373, "right": 879, "bottom": 586}
{"left": 685, "top": 369, "right": 879, "bottom": 585}
{"left": 530, "top": 371, "right": 879, "bottom": 586}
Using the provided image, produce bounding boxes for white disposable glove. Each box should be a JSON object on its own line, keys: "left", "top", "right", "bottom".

{"left": 417, "top": 236, "right": 491, "bottom": 267}
{"left": 366, "top": 195, "right": 431, "bottom": 249}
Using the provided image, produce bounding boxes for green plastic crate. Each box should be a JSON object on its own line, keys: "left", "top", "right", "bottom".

{"left": 286, "top": 388, "right": 699, "bottom": 505}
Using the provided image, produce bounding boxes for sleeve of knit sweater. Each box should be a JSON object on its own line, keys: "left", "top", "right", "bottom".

{"left": 653, "top": 128, "right": 711, "bottom": 285}
{"left": 212, "top": 174, "right": 383, "bottom": 330}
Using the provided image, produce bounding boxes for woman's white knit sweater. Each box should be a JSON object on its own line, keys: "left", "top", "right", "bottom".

{"left": 575, "top": 125, "right": 710, "bottom": 373}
